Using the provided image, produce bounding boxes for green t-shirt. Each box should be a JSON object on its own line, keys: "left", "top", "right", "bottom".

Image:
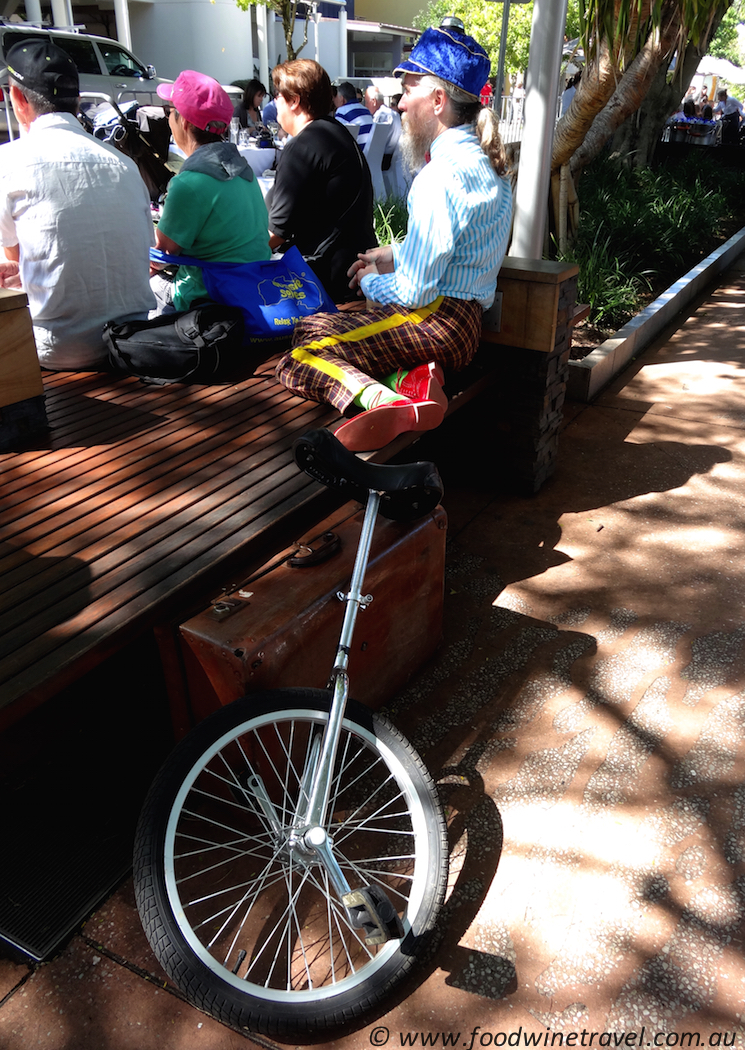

{"left": 158, "top": 169, "right": 271, "bottom": 311}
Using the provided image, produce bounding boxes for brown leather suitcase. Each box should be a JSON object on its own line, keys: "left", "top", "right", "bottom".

{"left": 172, "top": 500, "right": 447, "bottom": 730}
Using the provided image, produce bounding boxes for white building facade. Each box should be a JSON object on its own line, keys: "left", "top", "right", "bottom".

{"left": 4, "top": 0, "right": 415, "bottom": 91}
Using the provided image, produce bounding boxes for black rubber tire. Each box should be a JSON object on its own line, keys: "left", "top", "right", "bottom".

{"left": 133, "top": 688, "right": 448, "bottom": 1038}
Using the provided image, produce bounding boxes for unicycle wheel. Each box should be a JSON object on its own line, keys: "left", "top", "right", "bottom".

{"left": 133, "top": 688, "right": 448, "bottom": 1037}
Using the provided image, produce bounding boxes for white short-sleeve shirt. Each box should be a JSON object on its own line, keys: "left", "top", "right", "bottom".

{"left": 0, "top": 112, "right": 155, "bottom": 370}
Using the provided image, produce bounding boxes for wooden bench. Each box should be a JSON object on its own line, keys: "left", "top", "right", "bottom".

{"left": 0, "top": 354, "right": 488, "bottom": 731}
{"left": 0, "top": 289, "right": 47, "bottom": 453}
{"left": 0, "top": 359, "right": 340, "bottom": 729}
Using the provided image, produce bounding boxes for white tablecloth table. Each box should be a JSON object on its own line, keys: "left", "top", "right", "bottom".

{"left": 237, "top": 144, "right": 278, "bottom": 177}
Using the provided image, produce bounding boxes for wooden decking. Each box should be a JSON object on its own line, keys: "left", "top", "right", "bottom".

{"left": 0, "top": 360, "right": 340, "bottom": 727}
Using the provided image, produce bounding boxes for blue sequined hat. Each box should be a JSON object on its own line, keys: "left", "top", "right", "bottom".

{"left": 394, "top": 23, "right": 490, "bottom": 100}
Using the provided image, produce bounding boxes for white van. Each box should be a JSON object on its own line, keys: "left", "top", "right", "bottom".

{"left": 0, "top": 24, "right": 242, "bottom": 137}
{"left": 1, "top": 23, "right": 169, "bottom": 101}
{"left": 0, "top": 23, "right": 172, "bottom": 135}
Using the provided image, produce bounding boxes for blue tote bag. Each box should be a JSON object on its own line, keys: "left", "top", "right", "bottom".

{"left": 149, "top": 245, "right": 338, "bottom": 347}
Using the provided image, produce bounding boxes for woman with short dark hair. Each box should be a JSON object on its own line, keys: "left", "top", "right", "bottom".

{"left": 268, "top": 59, "right": 376, "bottom": 302}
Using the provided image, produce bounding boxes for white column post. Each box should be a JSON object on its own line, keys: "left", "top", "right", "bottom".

{"left": 508, "top": 0, "right": 568, "bottom": 258}
{"left": 50, "top": 0, "right": 73, "bottom": 26}
{"left": 246, "top": 5, "right": 255, "bottom": 82}
{"left": 256, "top": 3, "right": 269, "bottom": 89}
{"left": 338, "top": 3, "right": 347, "bottom": 80}
{"left": 312, "top": 3, "right": 320, "bottom": 63}
{"left": 24, "top": 0, "right": 43, "bottom": 22}
{"left": 494, "top": 0, "right": 510, "bottom": 113}
{"left": 268, "top": 5, "right": 278, "bottom": 65}
{"left": 113, "top": 0, "right": 133, "bottom": 49}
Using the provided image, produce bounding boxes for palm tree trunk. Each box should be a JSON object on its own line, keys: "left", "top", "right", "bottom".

{"left": 552, "top": 0, "right": 653, "bottom": 171}
{"left": 609, "top": 40, "right": 708, "bottom": 168}
{"left": 568, "top": 4, "right": 681, "bottom": 177}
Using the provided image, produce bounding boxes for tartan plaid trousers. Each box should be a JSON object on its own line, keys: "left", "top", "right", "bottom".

{"left": 275, "top": 296, "right": 483, "bottom": 413}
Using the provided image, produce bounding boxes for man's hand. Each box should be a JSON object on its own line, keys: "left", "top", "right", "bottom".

{"left": 348, "top": 245, "right": 395, "bottom": 293}
{"left": 0, "top": 260, "right": 21, "bottom": 289}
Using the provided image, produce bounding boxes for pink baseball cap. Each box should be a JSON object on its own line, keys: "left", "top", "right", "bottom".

{"left": 157, "top": 71, "right": 233, "bottom": 132}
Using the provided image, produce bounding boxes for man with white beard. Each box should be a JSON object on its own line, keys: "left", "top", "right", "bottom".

{"left": 275, "top": 20, "right": 513, "bottom": 452}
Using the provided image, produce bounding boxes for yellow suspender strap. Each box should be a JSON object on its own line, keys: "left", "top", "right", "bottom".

{"left": 289, "top": 298, "right": 445, "bottom": 395}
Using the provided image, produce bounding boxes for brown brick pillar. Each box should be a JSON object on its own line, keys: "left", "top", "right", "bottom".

{"left": 478, "top": 259, "right": 579, "bottom": 494}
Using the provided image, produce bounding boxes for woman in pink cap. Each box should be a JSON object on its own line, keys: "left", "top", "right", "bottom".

{"left": 150, "top": 70, "right": 271, "bottom": 314}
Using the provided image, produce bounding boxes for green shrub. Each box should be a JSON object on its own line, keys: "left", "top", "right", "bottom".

{"left": 571, "top": 228, "right": 651, "bottom": 331}
{"left": 374, "top": 195, "right": 408, "bottom": 246}
{"left": 562, "top": 153, "right": 745, "bottom": 331}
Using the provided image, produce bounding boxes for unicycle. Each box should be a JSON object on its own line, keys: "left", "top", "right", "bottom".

{"left": 133, "top": 428, "right": 449, "bottom": 1038}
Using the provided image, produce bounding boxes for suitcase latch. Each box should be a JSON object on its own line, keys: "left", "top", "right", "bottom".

{"left": 287, "top": 530, "right": 340, "bottom": 568}
{"left": 210, "top": 596, "right": 248, "bottom": 621}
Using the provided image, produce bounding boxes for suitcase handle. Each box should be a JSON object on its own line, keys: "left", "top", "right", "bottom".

{"left": 287, "top": 531, "right": 341, "bottom": 568}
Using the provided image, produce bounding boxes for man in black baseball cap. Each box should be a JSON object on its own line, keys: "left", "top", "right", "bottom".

{"left": 6, "top": 37, "right": 79, "bottom": 107}
{"left": 0, "top": 36, "right": 155, "bottom": 369}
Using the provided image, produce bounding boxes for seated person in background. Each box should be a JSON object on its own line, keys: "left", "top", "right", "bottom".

{"left": 561, "top": 71, "right": 581, "bottom": 116}
{"left": 275, "top": 22, "right": 513, "bottom": 452}
{"left": 233, "top": 78, "right": 266, "bottom": 130}
{"left": 333, "top": 81, "right": 374, "bottom": 152}
{"left": 0, "top": 39, "right": 155, "bottom": 371}
{"left": 268, "top": 60, "right": 376, "bottom": 303}
{"left": 150, "top": 71, "right": 271, "bottom": 314}
{"left": 262, "top": 90, "right": 278, "bottom": 125}
{"left": 364, "top": 85, "right": 402, "bottom": 169}
{"left": 670, "top": 97, "right": 696, "bottom": 122}
{"left": 261, "top": 89, "right": 287, "bottom": 140}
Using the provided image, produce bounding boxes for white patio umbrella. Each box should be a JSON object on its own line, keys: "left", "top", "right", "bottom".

{"left": 371, "top": 77, "right": 402, "bottom": 95}
{"left": 696, "top": 55, "right": 745, "bottom": 84}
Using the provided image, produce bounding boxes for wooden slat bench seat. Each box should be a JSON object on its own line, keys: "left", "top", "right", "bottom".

{"left": 0, "top": 358, "right": 342, "bottom": 729}
{"left": 0, "top": 354, "right": 500, "bottom": 732}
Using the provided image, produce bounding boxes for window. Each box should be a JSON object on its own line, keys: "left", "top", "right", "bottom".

{"left": 97, "top": 42, "right": 146, "bottom": 78}
{"left": 353, "top": 51, "right": 394, "bottom": 77}
{"left": 51, "top": 36, "right": 101, "bottom": 75}
{"left": 3, "top": 30, "right": 99, "bottom": 74}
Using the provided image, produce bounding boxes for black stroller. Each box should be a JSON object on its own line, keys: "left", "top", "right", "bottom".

{"left": 79, "top": 92, "right": 174, "bottom": 202}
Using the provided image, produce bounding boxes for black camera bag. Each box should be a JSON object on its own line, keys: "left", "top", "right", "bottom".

{"left": 104, "top": 304, "right": 246, "bottom": 384}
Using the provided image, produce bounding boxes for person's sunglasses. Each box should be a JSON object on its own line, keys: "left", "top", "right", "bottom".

{"left": 162, "top": 104, "right": 173, "bottom": 118}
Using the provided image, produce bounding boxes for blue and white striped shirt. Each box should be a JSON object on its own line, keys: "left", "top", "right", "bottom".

{"left": 335, "top": 102, "right": 374, "bottom": 152}
{"left": 361, "top": 125, "right": 512, "bottom": 309}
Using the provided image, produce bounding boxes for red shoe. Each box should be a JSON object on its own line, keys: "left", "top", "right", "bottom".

{"left": 392, "top": 362, "right": 447, "bottom": 412}
{"left": 335, "top": 397, "right": 445, "bottom": 452}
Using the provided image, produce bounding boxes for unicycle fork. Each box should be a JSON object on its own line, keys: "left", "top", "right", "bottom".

{"left": 284, "top": 486, "right": 403, "bottom": 944}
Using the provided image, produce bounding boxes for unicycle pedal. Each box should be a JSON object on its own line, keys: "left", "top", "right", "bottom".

{"left": 343, "top": 884, "right": 405, "bottom": 945}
